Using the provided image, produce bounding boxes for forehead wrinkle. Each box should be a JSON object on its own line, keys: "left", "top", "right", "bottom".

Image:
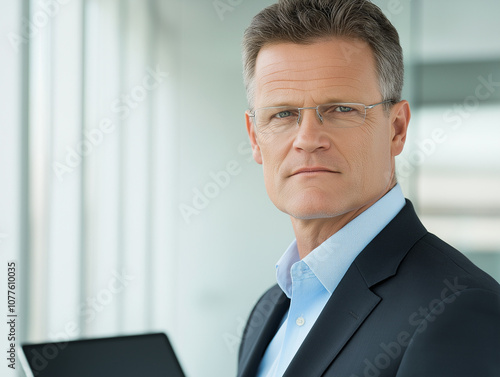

{"left": 257, "top": 64, "right": 364, "bottom": 82}
{"left": 257, "top": 84, "right": 366, "bottom": 107}
{"left": 261, "top": 76, "right": 362, "bottom": 84}
{"left": 258, "top": 60, "right": 355, "bottom": 75}
{"left": 259, "top": 78, "right": 363, "bottom": 96}
{"left": 258, "top": 72, "right": 364, "bottom": 89}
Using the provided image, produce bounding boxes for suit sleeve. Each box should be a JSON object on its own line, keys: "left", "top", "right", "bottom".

{"left": 395, "top": 288, "right": 500, "bottom": 377}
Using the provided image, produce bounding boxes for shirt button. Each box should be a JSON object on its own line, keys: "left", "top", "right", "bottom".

{"left": 296, "top": 316, "right": 305, "bottom": 326}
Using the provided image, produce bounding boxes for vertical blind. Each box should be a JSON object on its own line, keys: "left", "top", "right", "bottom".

{"left": 17, "top": 0, "right": 179, "bottom": 347}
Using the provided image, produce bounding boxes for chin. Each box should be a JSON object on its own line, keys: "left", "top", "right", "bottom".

{"left": 287, "top": 210, "right": 335, "bottom": 220}
{"left": 279, "top": 195, "right": 350, "bottom": 220}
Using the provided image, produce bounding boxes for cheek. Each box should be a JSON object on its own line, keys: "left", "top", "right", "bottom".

{"left": 259, "top": 141, "right": 288, "bottom": 195}
{"left": 358, "top": 124, "right": 393, "bottom": 185}
{"left": 339, "top": 124, "right": 392, "bottom": 181}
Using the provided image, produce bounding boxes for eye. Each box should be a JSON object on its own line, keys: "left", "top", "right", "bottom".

{"left": 334, "top": 106, "right": 354, "bottom": 113}
{"left": 274, "top": 110, "right": 293, "bottom": 119}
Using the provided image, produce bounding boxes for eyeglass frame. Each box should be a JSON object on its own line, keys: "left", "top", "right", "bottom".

{"left": 248, "top": 99, "right": 396, "bottom": 132}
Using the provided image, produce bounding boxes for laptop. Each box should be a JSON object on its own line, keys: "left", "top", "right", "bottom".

{"left": 20, "top": 332, "right": 186, "bottom": 377}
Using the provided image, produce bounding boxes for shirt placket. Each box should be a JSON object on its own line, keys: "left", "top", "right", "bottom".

{"left": 276, "top": 261, "right": 324, "bottom": 375}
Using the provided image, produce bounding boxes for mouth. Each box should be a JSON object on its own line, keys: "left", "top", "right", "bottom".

{"left": 290, "top": 167, "right": 339, "bottom": 176}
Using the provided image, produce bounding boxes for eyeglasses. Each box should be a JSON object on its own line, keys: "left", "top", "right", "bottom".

{"left": 248, "top": 100, "right": 394, "bottom": 134}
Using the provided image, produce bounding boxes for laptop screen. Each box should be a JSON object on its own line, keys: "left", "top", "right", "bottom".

{"left": 21, "top": 333, "right": 185, "bottom": 377}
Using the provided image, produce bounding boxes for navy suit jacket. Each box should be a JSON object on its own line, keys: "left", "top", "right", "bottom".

{"left": 237, "top": 200, "right": 500, "bottom": 377}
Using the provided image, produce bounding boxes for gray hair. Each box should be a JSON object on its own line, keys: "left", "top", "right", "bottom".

{"left": 242, "top": 0, "right": 404, "bottom": 110}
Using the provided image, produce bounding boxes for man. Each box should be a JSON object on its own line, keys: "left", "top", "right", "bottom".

{"left": 237, "top": 1, "right": 500, "bottom": 376}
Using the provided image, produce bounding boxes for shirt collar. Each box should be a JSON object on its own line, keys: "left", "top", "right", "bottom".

{"left": 275, "top": 239, "right": 300, "bottom": 298}
{"left": 276, "top": 184, "right": 406, "bottom": 297}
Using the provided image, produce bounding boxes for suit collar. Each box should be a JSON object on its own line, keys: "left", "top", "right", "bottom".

{"left": 354, "top": 199, "right": 427, "bottom": 288}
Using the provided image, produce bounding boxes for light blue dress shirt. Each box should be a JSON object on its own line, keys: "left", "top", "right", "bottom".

{"left": 256, "top": 184, "right": 406, "bottom": 377}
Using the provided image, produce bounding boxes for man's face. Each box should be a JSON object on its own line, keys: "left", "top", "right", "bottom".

{"left": 245, "top": 38, "right": 409, "bottom": 220}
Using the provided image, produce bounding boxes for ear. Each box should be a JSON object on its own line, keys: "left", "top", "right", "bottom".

{"left": 245, "top": 111, "right": 263, "bottom": 164}
{"left": 390, "top": 100, "right": 411, "bottom": 157}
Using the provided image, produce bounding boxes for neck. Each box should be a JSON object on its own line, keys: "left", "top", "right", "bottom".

{"left": 290, "top": 185, "right": 396, "bottom": 259}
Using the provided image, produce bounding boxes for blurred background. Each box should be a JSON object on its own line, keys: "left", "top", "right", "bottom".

{"left": 1, "top": 0, "right": 499, "bottom": 376}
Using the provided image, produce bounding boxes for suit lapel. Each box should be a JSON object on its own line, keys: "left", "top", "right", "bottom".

{"left": 238, "top": 287, "right": 290, "bottom": 377}
{"left": 283, "top": 200, "right": 427, "bottom": 377}
{"left": 284, "top": 264, "right": 380, "bottom": 377}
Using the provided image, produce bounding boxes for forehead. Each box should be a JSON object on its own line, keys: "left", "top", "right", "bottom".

{"left": 253, "top": 38, "right": 380, "bottom": 106}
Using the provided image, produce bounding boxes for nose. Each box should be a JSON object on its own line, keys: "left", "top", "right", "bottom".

{"left": 293, "top": 108, "right": 331, "bottom": 153}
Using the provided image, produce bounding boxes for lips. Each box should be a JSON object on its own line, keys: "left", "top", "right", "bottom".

{"left": 290, "top": 166, "right": 338, "bottom": 176}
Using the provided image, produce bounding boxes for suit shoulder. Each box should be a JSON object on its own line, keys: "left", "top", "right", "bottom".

{"left": 409, "top": 232, "right": 500, "bottom": 293}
